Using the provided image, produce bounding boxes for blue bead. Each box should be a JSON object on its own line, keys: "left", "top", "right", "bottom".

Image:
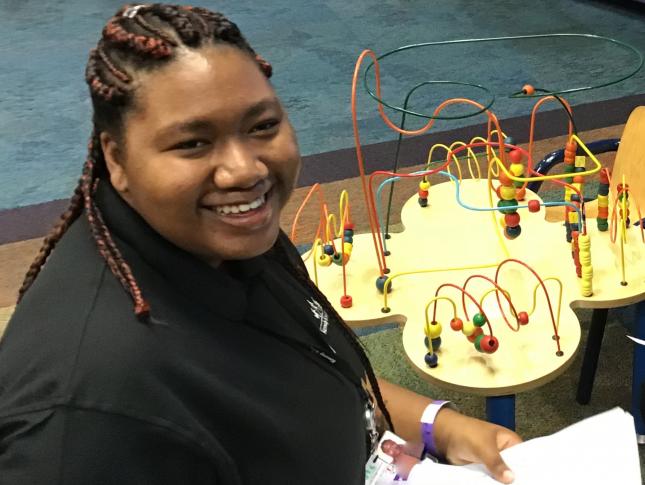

{"left": 432, "top": 337, "right": 442, "bottom": 351}
{"left": 375, "top": 275, "right": 392, "bottom": 294}
{"left": 418, "top": 197, "right": 428, "bottom": 207}
{"left": 344, "top": 236, "right": 353, "bottom": 244}
{"left": 424, "top": 352, "right": 439, "bottom": 368}
{"left": 323, "top": 244, "right": 334, "bottom": 256}
{"left": 344, "top": 229, "right": 354, "bottom": 238}
{"left": 505, "top": 225, "right": 522, "bottom": 238}
{"left": 574, "top": 166, "right": 585, "bottom": 173}
{"left": 598, "top": 185, "right": 610, "bottom": 196}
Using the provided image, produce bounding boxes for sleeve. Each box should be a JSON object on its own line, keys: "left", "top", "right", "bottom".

{"left": 0, "top": 407, "right": 236, "bottom": 485}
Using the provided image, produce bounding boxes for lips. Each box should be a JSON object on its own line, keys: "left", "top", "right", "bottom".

{"left": 213, "top": 193, "right": 266, "bottom": 215}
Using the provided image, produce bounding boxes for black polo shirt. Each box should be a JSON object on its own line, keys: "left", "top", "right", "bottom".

{"left": 0, "top": 181, "right": 368, "bottom": 484}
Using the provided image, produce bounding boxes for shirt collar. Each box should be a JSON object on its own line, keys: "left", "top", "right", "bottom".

{"left": 94, "top": 180, "right": 264, "bottom": 321}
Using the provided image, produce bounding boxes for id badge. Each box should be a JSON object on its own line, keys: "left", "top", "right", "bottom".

{"left": 365, "top": 430, "right": 431, "bottom": 484}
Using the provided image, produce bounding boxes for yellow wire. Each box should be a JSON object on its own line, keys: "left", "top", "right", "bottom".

{"left": 449, "top": 141, "right": 481, "bottom": 180}
{"left": 338, "top": 190, "right": 350, "bottom": 237}
{"left": 423, "top": 296, "right": 458, "bottom": 355}
{"left": 525, "top": 277, "right": 563, "bottom": 332}
{"left": 479, "top": 287, "right": 513, "bottom": 316}
{"left": 310, "top": 238, "right": 322, "bottom": 285}
{"left": 620, "top": 175, "right": 627, "bottom": 284}
{"left": 381, "top": 262, "right": 500, "bottom": 310}
{"left": 427, "top": 143, "right": 462, "bottom": 181}
{"left": 495, "top": 134, "right": 602, "bottom": 183}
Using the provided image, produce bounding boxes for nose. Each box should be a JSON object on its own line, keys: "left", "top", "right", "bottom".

{"left": 213, "top": 139, "right": 269, "bottom": 190}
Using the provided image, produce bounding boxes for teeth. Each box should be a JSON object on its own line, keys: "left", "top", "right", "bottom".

{"left": 214, "top": 194, "right": 266, "bottom": 216}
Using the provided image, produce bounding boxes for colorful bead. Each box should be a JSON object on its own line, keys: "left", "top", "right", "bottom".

{"left": 504, "top": 225, "right": 522, "bottom": 239}
{"left": 323, "top": 244, "right": 334, "bottom": 255}
{"left": 419, "top": 180, "right": 430, "bottom": 191}
{"left": 515, "top": 187, "right": 526, "bottom": 200}
{"left": 498, "top": 171, "right": 512, "bottom": 186}
{"left": 418, "top": 198, "right": 428, "bottom": 207}
{"left": 340, "top": 295, "right": 353, "bottom": 308}
{"left": 424, "top": 352, "right": 439, "bottom": 368}
{"left": 504, "top": 212, "right": 520, "bottom": 227}
{"left": 344, "top": 236, "right": 353, "bottom": 244}
{"left": 450, "top": 317, "right": 463, "bottom": 331}
{"left": 528, "top": 200, "right": 541, "bottom": 213}
{"left": 375, "top": 275, "right": 392, "bottom": 293}
{"left": 509, "top": 149, "right": 523, "bottom": 163}
{"left": 344, "top": 222, "right": 355, "bottom": 231}
{"left": 518, "top": 311, "right": 529, "bottom": 325}
{"left": 474, "top": 333, "right": 485, "bottom": 352}
{"left": 510, "top": 163, "right": 524, "bottom": 177}
{"left": 332, "top": 253, "right": 344, "bottom": 265}
{"left": 499, "top": 185, "right": 517, "bottom": 200}
{"left": 344, "top": 229, "right": 354, "bottom": 238}
{"left": 461, "top": 321, "right": 476, "bottom": 337}
{"left": 427, "top": 321, "right": 442, "bottom": 339}
{"left": 473, "top": 313, "right": 487, "bottom": 327}
{"left": 497, "top": 199, "right": 518, "bottom": 214}
{"left": 467, "top": 327, "right": 484, "bottom": 342}
{"left": 418, "top": 189, "right": 429, "bottom": 198}
{"left": 318, "top": 254, "right": 332, "bottom": 266}
{"left": 431, "top": 337, "right": 442, "bottom": 351}
{"left": 480, "top": 335, "right": 499, "bottom": 353}
{"left": 522, "top": 84, "right": 535, "bottom": 95}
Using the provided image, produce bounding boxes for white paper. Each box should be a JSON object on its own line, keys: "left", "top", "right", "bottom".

{"left": 627, "top": 335, "right": 645, "bottom": 346}
{"left": 406, "top": 407, "right": 642, "bottom": 485}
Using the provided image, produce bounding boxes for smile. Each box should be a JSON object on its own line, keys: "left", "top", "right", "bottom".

{"left": 214, "top": 193, "right": 267, "bottom": 216}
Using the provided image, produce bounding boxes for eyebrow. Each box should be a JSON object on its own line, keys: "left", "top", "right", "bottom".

{"left": 155, "top": 98, "right": 282, "bottom": 140}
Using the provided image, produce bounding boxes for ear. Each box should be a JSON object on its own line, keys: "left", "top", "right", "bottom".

{"left": 100, "top": 131, "right": 129, "bottom": 193}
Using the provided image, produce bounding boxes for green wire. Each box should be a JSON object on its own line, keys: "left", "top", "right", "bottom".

{"left": 362, "top": 33, "right": 643, "bottom": 120}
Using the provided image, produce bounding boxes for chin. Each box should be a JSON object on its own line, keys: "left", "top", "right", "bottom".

{"left": 217, "top": 228, "right": 280, "bottom": 261}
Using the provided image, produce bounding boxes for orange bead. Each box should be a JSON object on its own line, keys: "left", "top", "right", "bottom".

{"left": 498, "top": 171, "right": 512, "bottom": 186}
{"left": 515, "top": 187, "right": 526, "bottom": 201}
{"left": 450, "top": 317, "right": 463, "bottom": 331}
{"left": 418, "top": 189, "right": 429, "bottom": 198}
{"left": 528, "top": 200, "right": 540, "bottom": 212}
{"left": 522, "top": 84, "right": 535, "bottom": 95}
{"left": 573, "top": 175, "right": 584, "bottom": 184}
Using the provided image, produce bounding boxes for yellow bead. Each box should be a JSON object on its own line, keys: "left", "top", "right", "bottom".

{"left": 499, "top": 185, "right": 517, "bottom": 200}
{"left": 318, "top": 254, "right": 332, "bottom": 267}
{"left": 582, "top": 265, "right": 593, "bottom": 278}
{"left": 597, "top": 195, "right": 609, "bottom": 207}
{"left": 343, "top": 242, "right": 353, "bottom": 255}
{"left": 419, "top": 180, "right": 430, "bottom": 191}
{"left": 461, "top": 321, "right": 476, "bottom": 336}
{"left": 579, "top": 250, "right": 591, "bottom": 266}
{"left": 578, "top": 234, "right": 591, "bottom": 249}
{"left": 510, "top": 163, "right": 524, "bottom": 177}
{"left": 426, "top": 321, "right": 442, "bottom": 339}
{"left": 572, "top": 183, "right": 582, "bottom": 192}
{"left": 568, "top": 212, "right": 579, "bottom": 223}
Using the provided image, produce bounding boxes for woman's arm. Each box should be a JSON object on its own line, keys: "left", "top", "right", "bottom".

{"left": 377, "top": 377, "right": 522, "bottom": 484}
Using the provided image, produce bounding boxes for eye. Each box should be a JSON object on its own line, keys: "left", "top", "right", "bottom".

{"left": 171, "top": 139, "right": 210, "bottom": 151}
{"left": 250, "top": 119, "right": 280, "bottom": 134}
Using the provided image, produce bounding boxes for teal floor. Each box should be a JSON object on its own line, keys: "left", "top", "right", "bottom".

{"left": 1, "top": 0, "right": 644, "bottom": 209}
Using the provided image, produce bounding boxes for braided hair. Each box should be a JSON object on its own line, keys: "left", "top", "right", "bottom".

{"left": 18, "top": 3, "right": 393, "bottom": 431}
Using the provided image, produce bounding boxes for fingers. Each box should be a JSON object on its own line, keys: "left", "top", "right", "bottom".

{"left": 479, "top": 443, "right": 516, "bottom": 484}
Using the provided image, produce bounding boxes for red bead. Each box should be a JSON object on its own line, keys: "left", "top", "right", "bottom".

{"left": 340, "top": 295, "right": 353, "bottom": 308}
{"left": 509, "top": 149, "right": 523, "bottom": 163}
{"left": 522, "top": 84, "right": 535, "bottom": 95}
{"left": 504, "top": 212, "right": 521, "bottom": 227}
{"left": 418, "top": 189, "right": 429, "bottom": 198}
{"left": 528, "top": 200, "right": 541, "bottom": 212}
{"left": 518, "top": 311, "right": 529, "bottom": 325}
{"left": 344, "top": 222, "right": 355, "bottom": 231}
{"left": 450, "top": 318, "right": 463, "bottom": 331}
{"left": 467, "top": 327, "right": 484, "bottom": 342}
{"left": 495, "top": 185, "right": 503, "bottom": 199}
{"left": 481, "top": 335, "right": 499, "bottom": 353}
{"left": 565, "top": 141, "right": 577, "bottom": 153}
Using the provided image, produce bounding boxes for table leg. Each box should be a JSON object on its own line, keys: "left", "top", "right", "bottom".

{"left": 632, "top": 301, "right": 645, "bottom": 444}
{"left": 486, "top": 395, "right": 515, "bottom": 430}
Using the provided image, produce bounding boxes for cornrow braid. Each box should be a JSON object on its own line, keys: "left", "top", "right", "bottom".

{"left": 273, "top": 233, "right": 395, "bottom": 433}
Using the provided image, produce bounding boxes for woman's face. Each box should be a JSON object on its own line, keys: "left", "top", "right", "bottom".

{"left": 102, "top": 44, "right": 301, "bottom": 266}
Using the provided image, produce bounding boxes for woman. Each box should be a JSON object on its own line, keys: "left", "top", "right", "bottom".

{"left": 0, "top": 4, "right": 521, "bottom": 484}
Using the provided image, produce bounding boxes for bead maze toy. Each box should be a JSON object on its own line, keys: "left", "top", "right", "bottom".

{"left": 290, "top": 34, "right": 645, "bottom": 434}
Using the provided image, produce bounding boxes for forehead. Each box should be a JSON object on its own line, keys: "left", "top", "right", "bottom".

{"left": 128, "top": 44, "right": 274, "bottom": 126}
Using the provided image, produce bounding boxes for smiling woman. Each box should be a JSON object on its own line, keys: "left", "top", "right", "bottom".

{"left": 0, "top": 4, "right": 521, "bottom": 484}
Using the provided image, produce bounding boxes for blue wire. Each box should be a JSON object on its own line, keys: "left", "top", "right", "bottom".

{"left": 375, "top": 171, "right": 584, "bottom": 251}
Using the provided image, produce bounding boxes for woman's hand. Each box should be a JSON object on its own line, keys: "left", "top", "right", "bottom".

{"left": 433, "top": 408, "right": 522, "bottom": 484}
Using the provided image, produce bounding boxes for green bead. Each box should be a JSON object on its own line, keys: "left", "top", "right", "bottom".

{"left": 497, "top": 199, "right": 518, "bottom": 214}
{"left": 474, "top": 333, "right": 486, "bottom": 352}
{"left": 473, "top": 313, "right": 487, "bottom": 327}
{"left": 513, "top": 180, "right": 524, "bottom": 188}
